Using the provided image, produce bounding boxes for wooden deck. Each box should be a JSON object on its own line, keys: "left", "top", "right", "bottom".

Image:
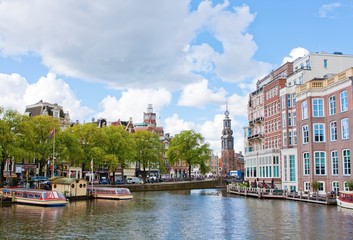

{"left": 227, "top": 184, "right": 337, "bottom": 205}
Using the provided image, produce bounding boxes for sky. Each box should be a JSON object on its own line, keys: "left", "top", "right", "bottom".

{"left": 1, "top": 0, "right": 353, "bottom": 156}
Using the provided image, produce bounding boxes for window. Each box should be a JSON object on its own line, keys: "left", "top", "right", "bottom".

{"left": 340, "top": 91, "right": 348, "bottom": 112}
{"left": 288, "top": 112, "right": 292, "bottom": 126}
{"left": 304, "top": 182, "right": 311, "bottom": 192}
{"left": 343, "top": 149, "right": 351, "bottom": 175}
{"left": 302, "top": 125, "right": 309, "bottom": 144}
{"left": 283, "top": 132, "right": 287, "bottom": 146}
{"left": 341, "top": 118, "right": 349, "bottom": 140}
{"left": 344, "top": 182, "right": 350, "bottom": 191}
{"left": 312, "top": 98, "right": 324, "bottom": 117}
{"left": 292, "top": 112, "right": 296, "bottom": 126}
{"left": 329, "top": 96, "right": 336, "bottom": 115}
{"left": 324, "top": 59, "right": 328, "bottom": 68}
{"left": 303, "top": 152, "right": 310, "bottom": 175}
{"left": 313, "top": 123, "right": 325, "bottom": 142}
{"left": 330, "top": 121, "right": 337, "bottom": 141}
{"left": 318, "top": 181, "right": 325, "bottom": 192}
{"left": 331, "top": 150, "right": 338, "bottom": 175}
{"left": 288, "top": 131, "right": 292, "bottom": 146}
{"left": 315, "top": 151, "right": 326, "bottom": 175}
{"left": 282, "top": 113, "right": 286, "bottom": 127}
{"left": 302, "top": 101, "right": 308, "bottom": 119}
{"left": 53, "top": 110, "right": 60, "bottom": 118}
{"left": 284, "top": 155, "right": 287, "bottom": 181}
{"left": 292, "top": 93, "right": 296, "bottom": 106}
{"left": 281, "top": 95, "right": 285, "bottom": 109}
{"left": 287, "top": 94, "right": 291, "bottom": 108}
{"left": 273, "top": 156, "right": 280, "bottom": 178}
{"left": 332, "top": 182, "right": 339, "bottom": 194}
{"left": 293, "top": 130, "right": 297, "bottom": 145}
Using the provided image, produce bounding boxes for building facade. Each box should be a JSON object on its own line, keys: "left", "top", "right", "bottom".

{"left": 25, "top": 100, "right": 71, "bottom": 129}
{"left": 296, "top": 67, "right": 353, "bottom": 193}
{"left": 244, "top": 51, "right": 353, "bottom": 192}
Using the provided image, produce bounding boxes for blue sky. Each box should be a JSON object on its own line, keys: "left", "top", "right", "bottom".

{"left": 1, "top": 0, "right": 353, "bottom": 156}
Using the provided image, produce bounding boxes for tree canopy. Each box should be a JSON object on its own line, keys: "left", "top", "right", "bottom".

{"left": 166, "top": 130, "right": 211, "bottom": 180}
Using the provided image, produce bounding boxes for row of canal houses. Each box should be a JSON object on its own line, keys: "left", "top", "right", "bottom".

{"left": 244, "top": 51, "right": 353, "bottom": 194}
{"left": 2, "top": 102, "right": 195, "bottom": 182}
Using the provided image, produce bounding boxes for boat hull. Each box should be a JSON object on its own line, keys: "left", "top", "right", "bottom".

{"left": 93, "top": 194, "right": 133, "bottom": 200}
{"left": 337, "top": 198, "right": 353, "bottom": 209}
{"left": 13, "top": 197, "right": 68, "bottom": 207}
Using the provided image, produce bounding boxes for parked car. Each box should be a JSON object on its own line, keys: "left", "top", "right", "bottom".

{"left": 99, "top": 178, "right": 110, "bottom": 184}
{"left": 147, "top": 175, "right": 158, "bottom": 183}
{"left": 114, "top": 177, "right": 126, "bottom": 184}
{"left": 126, "top": 177, "right": 143, "bottom": 184}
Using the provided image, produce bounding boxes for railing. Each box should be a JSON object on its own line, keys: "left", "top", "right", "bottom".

{"left": 227, "top": 184, "right": 336, "bottom": 204}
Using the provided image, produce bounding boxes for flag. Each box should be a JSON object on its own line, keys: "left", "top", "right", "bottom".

{"left": 49, "top": 127, "right": 55, "bottom": 139}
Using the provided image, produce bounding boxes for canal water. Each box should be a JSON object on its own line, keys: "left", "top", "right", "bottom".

{"left": 1, "top": 189, "right": 353, "bottom": 240}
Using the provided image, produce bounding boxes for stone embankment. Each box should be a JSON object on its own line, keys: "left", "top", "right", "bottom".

{"left": 118, "top": 179, "right": 224, "bottom": 192}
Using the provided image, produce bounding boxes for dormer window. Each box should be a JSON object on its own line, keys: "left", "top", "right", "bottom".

{"left": 53, "top": 110, "right": 60, "bottom": 118}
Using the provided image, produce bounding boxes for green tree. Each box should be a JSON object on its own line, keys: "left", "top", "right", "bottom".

{"left": 311, "top": 181, "right": 320, "bottom": 192}
{"left": 31, "top": 115, "right": 60, "bottom": 176}
{"left": 0, "top": 109, "right": 37, "bottom": 184}
{"left": 56, "top": 128, "right": 83, "bottom": 166}
{"left": 0, "top": 108, "right": 15, "bottom": 184}
{"left": 70, "top": 123, "right": 105, "bottom": 171}
{"left": 103, "top": 125, "right": 136, "bottom": 181}
{"left": 134, "top": 130, "right": 162, "bottom": 182}
{"left": 346, "top": 181, "right": 353, "bottom": 191}
{"left": 166, "top": 130, "right": 211, "bottom": 180}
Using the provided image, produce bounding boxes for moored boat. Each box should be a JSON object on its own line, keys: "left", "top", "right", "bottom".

{"left": 90, "top": 187, "right": 133, "bottom": 200}
{"left": 1, "top": 188, "right": 68, "bottom": 207}
{"left": 337, "top": 191, "right": 353, "bottom": 209}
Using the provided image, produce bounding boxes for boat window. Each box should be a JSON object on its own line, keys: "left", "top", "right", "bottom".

{"left": 53, "top": 184, "right": 57, "bottom": 189}
{"left": 53, "top": 191, "right": 59, "bottom": 198}
{"left": 83, "top": 184, "right": 86, "bottom": 188}
{"left": 71, "top": 184, "right": 75, "bottom": 188}
{"left": 79, "top": 184, "right": 83, "bottom": 188}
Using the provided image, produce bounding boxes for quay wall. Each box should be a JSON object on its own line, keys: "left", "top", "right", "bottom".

{"left": 117, "top": 179, "right": 223, "bottom": 192}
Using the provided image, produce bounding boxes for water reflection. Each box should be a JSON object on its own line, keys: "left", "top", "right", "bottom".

{"left": 1, "top": 189, "right": 353, "bottom": 239}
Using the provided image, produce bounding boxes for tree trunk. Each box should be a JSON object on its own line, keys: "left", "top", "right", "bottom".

{"left": 143, "top": 166, "right": 146, "bottom": 183}
{"left": 0, "top": 159, "right": 4, "bottom": 186}
{"left": 189, "top": 164, "right": 192, "bottom": 181}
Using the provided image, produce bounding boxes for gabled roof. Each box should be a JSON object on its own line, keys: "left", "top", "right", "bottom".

{"left": 50, "top": 177, "right": 87, "bottom": 185}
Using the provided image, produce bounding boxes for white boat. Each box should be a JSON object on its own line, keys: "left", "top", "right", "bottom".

{"left": 90, "top": 187, "right": 133, "bottom": 200}
{"left": 1, "top": 188, "right": 68, "bottom": 207}
{"left": 337, "top": 191, "right": 353, "bottom": 209}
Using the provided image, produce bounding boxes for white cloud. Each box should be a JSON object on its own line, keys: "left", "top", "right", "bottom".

{"left": 0, "top": 73, "right": 28, "bottom": 111}
{"left": 164, "top": 113, "right": 196, "bottom": 136}
{"left": 0, "top": 1, "right": 271, "bottom": 90}
{"left": 96, "top": 89, "right": 172, "bottom": 123}
{"left": 318, "top": 3, "right": 342, "bottom": 18}
{"left": 164, "top": 112, "right": 244, "bottom": 157}
{"left": 282, "top": 47, "right": 309, "bottom": 64}
{"left": 0, "top": 72, "right": 92, "bottom": 121}
{"left": 189, "top": 2, "right": 272, "bottom": 83}
{"left": 178, "top": 79, "right": 226, "bottom": 107}
{"left": 226, "top": 93, "right": 248, "bottom": 117}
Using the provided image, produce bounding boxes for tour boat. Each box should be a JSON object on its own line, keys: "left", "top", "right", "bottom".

{"left": 90, "top": 187, "right": 133, "bottom": 200}
{"left": 337, "top": 191, "right": 353, "bottom": 209}
{"left": 1, "top": 188, "right": 68, "bottom": 207}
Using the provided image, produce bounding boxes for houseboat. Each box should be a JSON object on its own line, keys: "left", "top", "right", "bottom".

{"left": 1, "top": 188, "right": 68, "bottom": 207}
{"left": 337, "top": 191, "right": 353, "bottom": 209}
{"left": 90, "top": 187, "right": 133, "bottom": 200}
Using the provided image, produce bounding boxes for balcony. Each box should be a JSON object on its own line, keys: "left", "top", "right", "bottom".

{"left": 249, "top": 117, "right": 264, "bottom": 125}
{"left": 247, "top": 133, "right": 264, "bottom": 141}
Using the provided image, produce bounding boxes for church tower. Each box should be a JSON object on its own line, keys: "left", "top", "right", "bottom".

{"left": 221, "top": 104, "right": 235, "bottom": 176}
